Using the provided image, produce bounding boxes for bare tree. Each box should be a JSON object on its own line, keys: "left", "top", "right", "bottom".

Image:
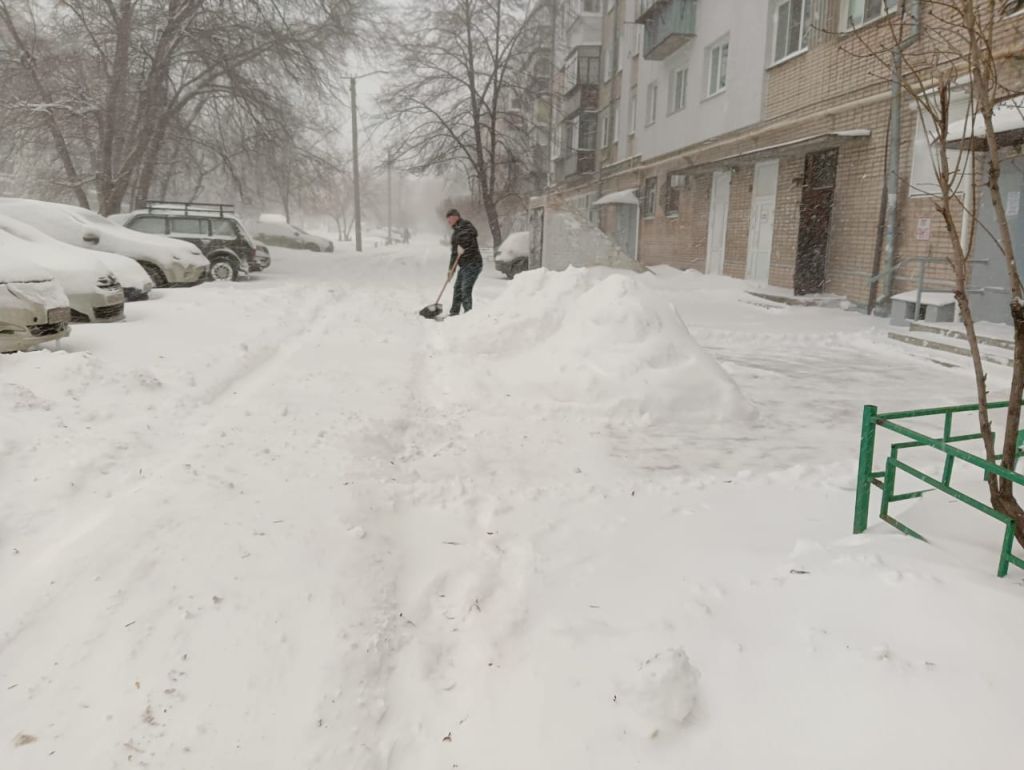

{"left": 0, "top": 0, "right": 375, "bottom": 213}
{"left": 377, "top": 0, "right": 538, "bottom": 246}
{"left": 847, "top": 0, "right": 1024, "bottom": 544}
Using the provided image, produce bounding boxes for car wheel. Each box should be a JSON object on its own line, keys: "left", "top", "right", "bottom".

{"left": 209, "top": 258, "right": 239, "bottom": 281}
{"left": 304, "top": 242, "right": 321, "bottom": 252}
{"left": 140, "top": 262, "right": 167, "bottom": 287}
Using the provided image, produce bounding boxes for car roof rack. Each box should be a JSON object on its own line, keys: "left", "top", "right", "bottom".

{"left": 144, "top": 200, "right": 236, "bottom": 217}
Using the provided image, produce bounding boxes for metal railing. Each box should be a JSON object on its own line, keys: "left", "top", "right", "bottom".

{"left": 870, "top": 256, "right": 983, "bottom": 318}
{"left": 853, "top": 401, "right": 1024, "bottom": 577}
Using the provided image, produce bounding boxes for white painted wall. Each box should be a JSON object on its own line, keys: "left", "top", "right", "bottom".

{"left": 624, "top": 0, "right": 770, "bottom": 160}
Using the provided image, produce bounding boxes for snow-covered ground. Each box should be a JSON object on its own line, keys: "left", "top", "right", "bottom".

{"left": 2, "top": 239, "right": 1022, "bottom": 769}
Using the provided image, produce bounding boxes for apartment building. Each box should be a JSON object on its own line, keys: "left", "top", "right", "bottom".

{"left": 533, "top": 0, "right": 1024, "bottom": 315}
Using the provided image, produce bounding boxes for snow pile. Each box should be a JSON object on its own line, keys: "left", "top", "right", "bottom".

{"left": 442, "top": 268, "right": 755, "bottom": 428}
{"left": 495, "top": 231, "right": 529, "bottom": 262}
{"left": 619, "top": 648, "right": 700, "bottom": 738}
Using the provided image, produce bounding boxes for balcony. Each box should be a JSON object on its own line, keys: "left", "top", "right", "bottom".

{"left": 638, "top": 0, "right": 697, "bottom": 60}
{"left": 555, "top": 150, "right": 596, "bottom": 182}
{"left": 562, "top": 83, "right": 599, "bottom": 118}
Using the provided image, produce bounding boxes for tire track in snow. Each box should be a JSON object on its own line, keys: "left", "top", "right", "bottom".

{"left": 0, "top": 274, "right": 437, "bottom": 770}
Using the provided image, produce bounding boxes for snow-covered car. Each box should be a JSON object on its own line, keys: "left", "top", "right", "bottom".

{"left": 0, "top": 214, "right": 153, "bottom": 301}
{"left": 252, "top": 240, "right": 272, "bottom": 271}
{"left": 494, "top": 231, "right": 530, "bottom": 279}
{"left": 251, "top": 220, "right": 334, "bottom": 252}
{"left": 0, "top": 250, "right": 71, "bottom": 352}
{"left": 0, "top": 198, "right": 208, "bottom": 288}
{"left": 0, "top": 228, "right": 122, "bottom": 322}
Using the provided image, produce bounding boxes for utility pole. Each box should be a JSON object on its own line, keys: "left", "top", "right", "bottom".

{"left": 350, "top": 76, "right": 363, "bottom": 252}
{"left": 386, "top": 149, "right": 393, "bottom": 245}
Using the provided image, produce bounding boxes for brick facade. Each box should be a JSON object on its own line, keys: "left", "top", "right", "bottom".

{"left": 536, "top": 1, "right": 1024, "bottom": 310}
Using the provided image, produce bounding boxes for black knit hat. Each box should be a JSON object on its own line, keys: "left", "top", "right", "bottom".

{"left": 445, "top": 208, "right": 460, "bottom": 218}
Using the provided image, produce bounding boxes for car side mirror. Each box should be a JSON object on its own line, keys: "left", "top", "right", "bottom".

{"left": 82, "top": 231, "right": 100, "bottom": 245}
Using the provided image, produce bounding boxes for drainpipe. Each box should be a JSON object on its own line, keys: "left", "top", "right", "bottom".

{"left": 878, "top": 0, "right": 921, "bottom": 313}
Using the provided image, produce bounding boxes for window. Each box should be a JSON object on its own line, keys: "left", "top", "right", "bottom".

{"left": 628, "top": 84, "right": 638, "bottom": 134}
{"left": 578, "top": 112, "right": 599, "bottom": 150}
{"left": 169, "top": 217, "right": 206, "bottom": 236}
{"left": 601, "top": 101, "right": 619, "bottom": 147}
{"left": 842, "top": 0, "right": 897, "bottom": 30}
{"left": 773, "top": 0, "right": 811, "bottom": 63}
{"left": 706, "top": 38, "right": 729, "bottom": 97}
{"left": 664, "top": 172, "right": 687, "bottom": 216}
{"left": 669, "top": 68, "right": 687, "bottom": 113}
{"left": 645, "top": 81, "right": 658, "bottom": 125}
{"left": 128, "top": 216, "right": 166, "bottom": 235}
{"left": 642, "top": 177, "right": 658, "bottom": 218}
{"left": 909, "top": 93, "right": 971, "bottom": 197}
{"left": 581, "top": 0, "right": 601, "bottom": 11}
{"left": 579, "top": 53, "right": 601, "bottom": 84}
{"left": 211, "top": 219, "right": 237, "bottom": 237}
{"left": 562, "top": 121, "right": 575, "bottom": 155}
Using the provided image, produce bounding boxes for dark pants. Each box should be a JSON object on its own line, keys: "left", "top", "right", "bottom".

{"left": 451, "top": 261, "right": 482, "bottom": 315}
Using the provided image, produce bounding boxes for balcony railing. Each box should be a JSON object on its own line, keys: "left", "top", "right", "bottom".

{"left": 639, "top": 0, "right": 697, "bottom": 60}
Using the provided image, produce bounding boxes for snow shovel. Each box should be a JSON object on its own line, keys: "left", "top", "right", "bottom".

{"left": 419, "top": 248, "right": 462, "bottom": 319}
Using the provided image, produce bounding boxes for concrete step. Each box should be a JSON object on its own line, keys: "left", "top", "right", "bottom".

{"left": 887, "top": 329, "right": 1014, "bottom": 367}
{"left": 746, "top": 290, "right": 846, "bottom": 308}
{"left": 908, "top": 321, "right": 1014, "bottom": 351}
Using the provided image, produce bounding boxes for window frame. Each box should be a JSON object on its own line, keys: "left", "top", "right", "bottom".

{"left": 840, "top": 0, "right": 898, "bottom": 32}
{"left": 628, "top": 84, "right": 638, "bottom": 135}
{"left": 641, "top": 176, "right": 658, "bottom": 219}
{"left": 706, "top": 38, "right": 729, "bottom": 98}
{"left": 772, "top": 0, "right": 811, "bottom": 65}
{"left": 664, "top": 172, "right": 686, "bottom": 217}
{"left": 645, "top": 81, "right": 659, "bottom": 126}
{"left": 669, "top": 67, "right": 687, "bottom": 114}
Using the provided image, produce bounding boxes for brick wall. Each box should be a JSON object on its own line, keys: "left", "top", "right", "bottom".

{"left": 544, "top": 1, "right": 1023, "bottom": 310}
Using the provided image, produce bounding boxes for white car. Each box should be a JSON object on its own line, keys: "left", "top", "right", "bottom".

{"left": 0, "top": 214, "right": 154, "bottom": 301}
{"left": 251, "top": 220, "right": 335, "bottom": 252}
{"left": 0, "top": 198, "right": 209, "bottom": 288}
{"left": 0, "top": 246, "right": 71, "bottom": 352}
{"left": 0, "top": 229, "right": 124, "bottom": 322}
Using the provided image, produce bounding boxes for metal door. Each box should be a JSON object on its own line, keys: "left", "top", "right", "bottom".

{"left": 969, "top": 153, "right": 1024, "bottom": 324}
{"left": 746, "top": 159, "right": 779, "bottom": 283}
{"left": 615, "top": 204, "right": 638, "bottom": 260}
{"left": 795, "top": 149, "right": 838, "bottom": 295}
{"left": 529, "top": 206, "right": 544, "bottom": 269}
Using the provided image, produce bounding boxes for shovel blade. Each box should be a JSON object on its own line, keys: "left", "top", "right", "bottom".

{"left": 419, "top": 303, "right": 443, "bottom": 319}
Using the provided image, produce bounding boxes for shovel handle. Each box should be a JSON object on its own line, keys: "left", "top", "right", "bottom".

{"left": 435, "top": 249, "right": 463, "bottom": 305}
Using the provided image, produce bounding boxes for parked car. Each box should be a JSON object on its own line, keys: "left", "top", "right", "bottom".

{"left": 0, "top": 198, "right": 208, "bottom": 288}
{"left": 252, "top": 241, "right": 272, "bottom": 272}
{"left": 251, "top": 220, "right": 334, "bottom": 252}
{"left": 494, "top": 231, "right": 530, "bottom": 279}
{"left": 0, "top": 214, "right": 153, "bottom": 301}
{"left": 0, "top": 228, "right": 123, "bottom": 322}
{"left": 119, "top": 201, "right": 261, "bottom": 281}
{"left": 0, "top": 248, "right": 71, "bottom": 352}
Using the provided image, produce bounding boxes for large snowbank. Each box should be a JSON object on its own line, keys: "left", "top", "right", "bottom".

{"left": 438, "top": 267, "right": 755, "bottom": 428}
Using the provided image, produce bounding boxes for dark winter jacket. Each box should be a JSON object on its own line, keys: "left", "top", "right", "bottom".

{"left": 449, "top": 218, "right": 483, "bottom": 270}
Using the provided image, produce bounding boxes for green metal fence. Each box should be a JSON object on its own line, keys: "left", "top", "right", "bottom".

{"left": 853, "top": 401, "right": 1024, "bottom": 577}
